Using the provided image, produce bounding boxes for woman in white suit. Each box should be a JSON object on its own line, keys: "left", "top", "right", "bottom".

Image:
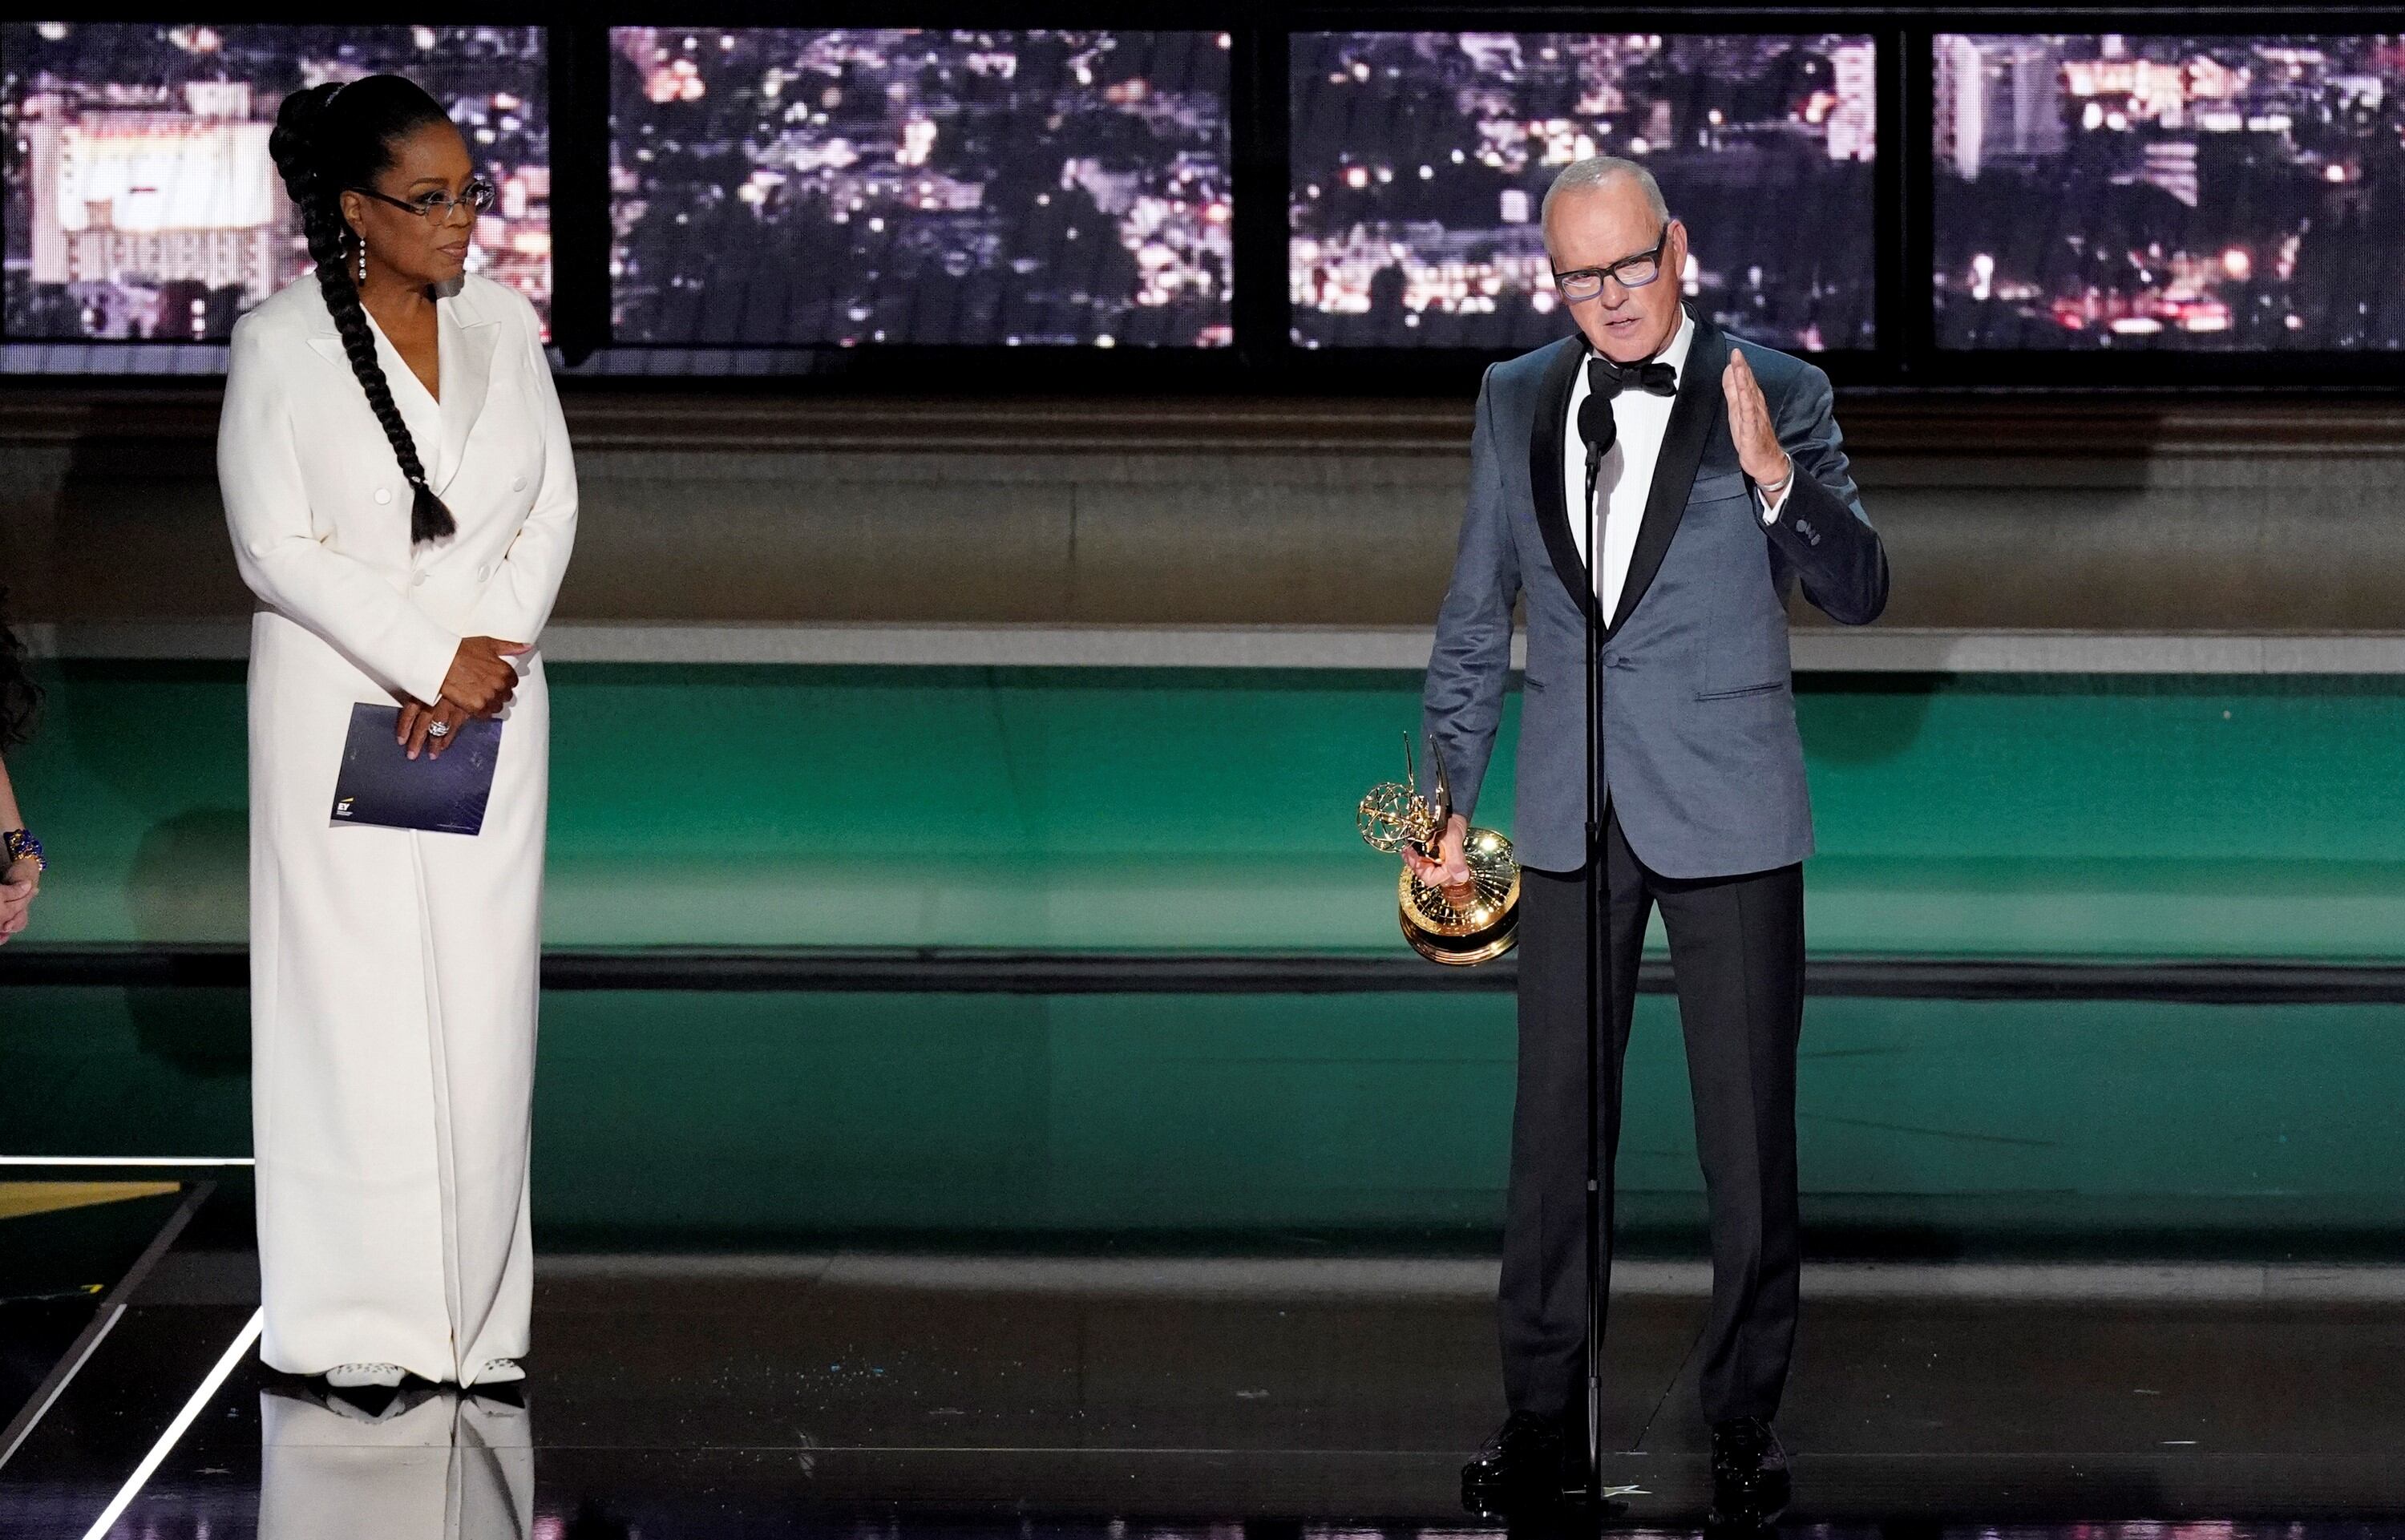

{"left": 219, "top": 75, "right": 576, "bottom": 1391}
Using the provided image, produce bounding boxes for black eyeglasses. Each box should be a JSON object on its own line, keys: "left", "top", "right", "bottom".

{"left": 350, "top": 178, "right": 498, "bottom": 223}
{"left": 1552, "top": 222, "right": 1671, "bottom": 303}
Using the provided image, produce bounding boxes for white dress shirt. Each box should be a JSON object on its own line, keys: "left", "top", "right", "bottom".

{"left": 1563, "top": 313, "right": 1787, "bottom": 620}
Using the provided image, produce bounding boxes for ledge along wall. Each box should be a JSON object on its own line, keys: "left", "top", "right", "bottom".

{"left": 10, "top": 394, "right": 2405, "bottom": 633}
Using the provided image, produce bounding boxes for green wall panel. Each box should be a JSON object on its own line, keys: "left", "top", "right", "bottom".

{"left": 9, "top": 662, "right": 2405, "bottom": 957}
{"left": 9, "top": 984, "right": 2405, "bottom": 1247}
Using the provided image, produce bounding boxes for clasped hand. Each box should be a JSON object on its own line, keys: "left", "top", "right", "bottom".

{"left": 0, "top": 856, "right": 38, "bottom": 944}
{"left": 1401, "top": 812, "right": 1480, "bottom": 905}
{"left": 397, "top": 636, "right": 529, "bottom": 760}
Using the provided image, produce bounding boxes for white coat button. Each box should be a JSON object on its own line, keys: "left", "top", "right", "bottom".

{"left": 374, "top": 487, "right": 393, "bottom": 505}
{"left": 511, "top": 475, "right": 527, "bottom": 491}
{"left": 476, "top": 564, "right": 493, "bottom": 581}
{"left": 411, "top": 573, "right": 426, "bottom": 587}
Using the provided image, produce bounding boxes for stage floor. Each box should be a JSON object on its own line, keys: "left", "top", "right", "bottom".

{"left": 5, "top": 1177, "right": 2405, "bottom": 1537}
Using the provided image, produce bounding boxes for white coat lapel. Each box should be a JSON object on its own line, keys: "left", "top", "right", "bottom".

{"left": 433, "top": 301, "right": 499, "bottom": 496}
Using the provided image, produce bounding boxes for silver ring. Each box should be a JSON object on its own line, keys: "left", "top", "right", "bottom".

{"left": 425, "top": 721, "right": 451, "bottom": 738}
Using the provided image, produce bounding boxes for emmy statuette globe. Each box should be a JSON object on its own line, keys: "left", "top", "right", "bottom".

{"left": 1357, "top": 735, "right": 1521, "bottom": 966}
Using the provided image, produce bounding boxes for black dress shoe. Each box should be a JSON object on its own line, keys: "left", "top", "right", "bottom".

{"left": 1708, "top": 1417, "right": 1790, "bottom": 1525}
{"left": 1461, "top": 1412, "right": 1568, "bottom": 1512}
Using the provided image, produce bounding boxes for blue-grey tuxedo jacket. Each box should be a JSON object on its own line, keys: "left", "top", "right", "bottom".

{"left": 1421, "top": 311, "right": 1889, "bottom": 878}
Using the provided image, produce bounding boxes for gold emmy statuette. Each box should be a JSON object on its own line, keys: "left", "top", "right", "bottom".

{"left": 1357, "top": 734, "right": 1521, "bottom": 965}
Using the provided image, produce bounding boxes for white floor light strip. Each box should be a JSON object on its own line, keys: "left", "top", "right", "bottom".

{"left": 79, "top": 1308, "right": 262, "bottom": 1540}
{"left": 0, "top": 1156, "right": 255, "bottom": 1167}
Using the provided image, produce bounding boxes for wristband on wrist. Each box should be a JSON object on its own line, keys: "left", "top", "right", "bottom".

{"left": 4, "top": 828, "right": 44, "bottom": 874}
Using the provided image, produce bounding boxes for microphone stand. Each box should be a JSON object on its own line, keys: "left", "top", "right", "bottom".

{"left": 1577, "top": 392, "right": 1615, "bottom": 1510}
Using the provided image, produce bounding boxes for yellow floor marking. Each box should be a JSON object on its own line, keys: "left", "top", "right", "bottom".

{"left": 0, "top": 1181, "right": 181, "bottom": 1222}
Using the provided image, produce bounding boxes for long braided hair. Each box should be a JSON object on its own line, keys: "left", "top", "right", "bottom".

{"left": 268, "top": 76, "right": 458, "bottom": 544}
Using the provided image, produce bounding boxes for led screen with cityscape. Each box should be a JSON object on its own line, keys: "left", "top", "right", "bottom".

{"left": 2, "top": 22, "right": 551, "bottom": 345}
{"left": 609, "top": 29, "right": 1232, "bottom": 349}
{"left": 1933, "top": 34, "right": 2405, "bottom": 350}
{"left": 1289, "top": 32, "right": 1878, "bottom": 353}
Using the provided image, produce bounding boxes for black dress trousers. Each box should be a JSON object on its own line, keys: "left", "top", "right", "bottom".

{"left": 1501, "top": 805, "right": 1806, "bottom": 1426}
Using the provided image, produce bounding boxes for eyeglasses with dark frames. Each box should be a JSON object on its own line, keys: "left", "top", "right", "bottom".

{"left": 1552, "top": 222, "right": 1671, "bottom": 303}
{"left": 350, "top": 179, "right": 499, "bottom": 223}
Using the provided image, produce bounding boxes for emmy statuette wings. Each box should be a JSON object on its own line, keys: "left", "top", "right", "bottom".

{"left": 1357, "top": 734, "right": 1522, "bottom": 965}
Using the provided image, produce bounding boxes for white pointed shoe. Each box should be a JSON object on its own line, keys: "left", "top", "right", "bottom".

{"left": 325, "top": 1362, "right": 406, "bottom": 1389}
{"left": 474, "top": 1358, "right": 525, "bottom": 1384}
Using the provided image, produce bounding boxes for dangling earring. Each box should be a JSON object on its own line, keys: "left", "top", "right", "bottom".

{"left": 355, "top": 236, "right": 367, "bottom": 285}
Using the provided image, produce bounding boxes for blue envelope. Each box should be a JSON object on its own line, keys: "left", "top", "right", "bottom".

{"left": 330, "top": 703, "right": 504, "bottom": 835}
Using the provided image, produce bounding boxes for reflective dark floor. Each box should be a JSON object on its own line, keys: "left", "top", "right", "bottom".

{"left": 6, "top": 1177, "right": 2405, "bottom": 1538}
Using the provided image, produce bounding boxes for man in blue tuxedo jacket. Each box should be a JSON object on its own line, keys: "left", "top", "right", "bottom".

{"left": 1409, "top": 157, "right": 1889, "bottom": 1521}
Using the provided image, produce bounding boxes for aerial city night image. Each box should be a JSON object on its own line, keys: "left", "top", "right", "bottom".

{"left": 1289, "top": 31, "right": 1878, "bottom": 353}
{"left": 609, "top": 28, "right": 1232, "bottom": 349}
{"left": 2, "top": 22, "right": 551, "bottom": 344}
{"left": 14, "top": 25, "right": 2395, "bottom": 363}
{"left": 1934, "top": 34, "right": 2405, "bottom": 350}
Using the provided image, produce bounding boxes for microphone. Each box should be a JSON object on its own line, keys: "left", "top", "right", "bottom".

{"left": 1578, "top": 392, "right": 1616, "bottom": 517}
{"left": 1577, "top": 393, "right": 1617, "bottom": 461}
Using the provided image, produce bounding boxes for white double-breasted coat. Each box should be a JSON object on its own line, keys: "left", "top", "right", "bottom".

{"left": 217, "top": 271, "right": 576, "bottom": 1384}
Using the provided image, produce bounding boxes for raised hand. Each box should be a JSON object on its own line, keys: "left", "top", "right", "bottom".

{"left": 1721, "top": 350, "right": 1793, "bottom": 491}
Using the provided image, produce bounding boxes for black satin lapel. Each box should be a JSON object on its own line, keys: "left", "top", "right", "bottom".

{"left": 1526, "top": 337, "right": 1595, "bottom": 621}
{"left": 1607, "top": 313, "right": 1727, "bottom": 636}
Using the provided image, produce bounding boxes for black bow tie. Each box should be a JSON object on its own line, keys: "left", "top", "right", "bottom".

{"left": 1589, "top": 355, "right": 1678, "bottom": 399}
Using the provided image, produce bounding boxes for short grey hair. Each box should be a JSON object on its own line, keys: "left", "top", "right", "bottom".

{"left": 1540, "top": 156, "right": 1669, "bottom": 232}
